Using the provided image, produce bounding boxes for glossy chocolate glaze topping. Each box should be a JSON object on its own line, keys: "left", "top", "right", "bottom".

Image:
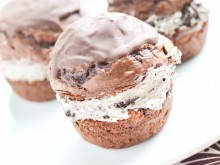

{"left": 51, "top": 13, "right": 159, "bottom": 79}
{"left": 0, "top": 0, "right": 81, "bottom": 36}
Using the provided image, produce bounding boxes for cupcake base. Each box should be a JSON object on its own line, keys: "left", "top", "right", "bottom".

{"left": 174, "top": 22, "right": 208, "bottom": 62}
{"left": 74, "top": 95, "right": 172, "bottom": 149}
{"left": 8, "top": 79, "right": 56, "bottom": 102}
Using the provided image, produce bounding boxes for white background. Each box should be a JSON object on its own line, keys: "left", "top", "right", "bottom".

{"left": 0, "top": 0, "right": 220, "bottom": 165}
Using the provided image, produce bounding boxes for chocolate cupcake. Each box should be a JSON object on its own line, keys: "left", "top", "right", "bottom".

{"left": 0, "top": 0, "right": 83, "bottom": 102}
{"left": 50, "top": 13, "right": 181, "bottom": 148}
{"left": 109, "top": 0, "right": 209, "bottom": 62}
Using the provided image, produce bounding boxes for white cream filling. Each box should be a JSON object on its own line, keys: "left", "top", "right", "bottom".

{"left": 165, "top": 46, "right": 182, "bottom": 64}
{"left": 146, "top": 12, "right": 183, "bottom": 36}
{"left": 57, "top": 47, "right": 182, "bottom": 122}
{"left": 146, "top": 3, "right": 209, "bottom": 36}
{"left": 0, "top": 58, "right": 48, "bottom": 82}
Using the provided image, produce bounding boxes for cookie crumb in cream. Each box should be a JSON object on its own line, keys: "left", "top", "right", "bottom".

{"left": 146, "top": 2, "right": 209, "bottom": 37}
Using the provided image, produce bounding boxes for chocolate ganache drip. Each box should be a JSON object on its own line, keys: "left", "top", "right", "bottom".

{"left": 51, "top": 13, "right": 159, "bottom": 79}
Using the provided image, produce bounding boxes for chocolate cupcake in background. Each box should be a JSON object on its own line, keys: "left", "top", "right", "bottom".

{"left": 109, "top": 0, "right": 209, "bottom": 62}
{"left": 50, "top": 13, "right": 182, "bottom": 148}
{"left": 0, "top": 0, "right": 83, "bottom": 102}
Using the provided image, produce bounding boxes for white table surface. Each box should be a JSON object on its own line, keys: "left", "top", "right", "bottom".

{"left": 0, "top": 1, "right": 220, "bottom": 165}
